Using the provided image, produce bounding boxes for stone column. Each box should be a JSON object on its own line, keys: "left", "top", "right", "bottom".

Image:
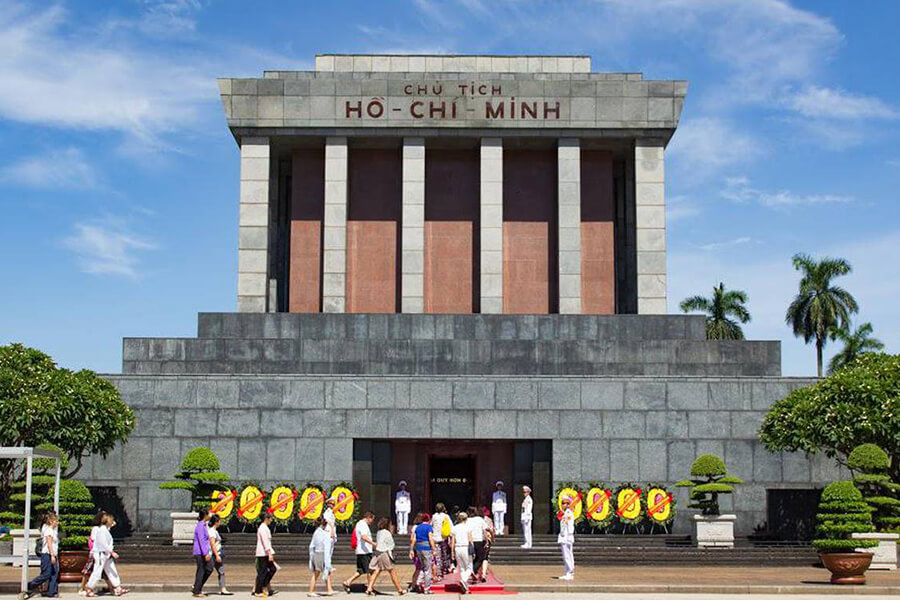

{"left": 635, "top": 139, "right": 667, "bottom": 314}
{"left": 558, "top": 138, "right": 582, "bottom": 314}
{"left": 480, "top": 138, "right": 503, "bottom": 314}
{"left": 401, "top": 138, "right": 425, "bottom": 313}
{"left": 323, "top": 137, "right": 348, "bottom": 313}
{"left": 237, "top": 137, "right": 270, "bottom": 313}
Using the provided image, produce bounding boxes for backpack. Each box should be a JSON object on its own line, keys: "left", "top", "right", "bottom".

{"left": 350, "top": 526, "right": 358, "bottom": 550}
{"left": 441, "top": 516, "right": 451, "bottom": 538}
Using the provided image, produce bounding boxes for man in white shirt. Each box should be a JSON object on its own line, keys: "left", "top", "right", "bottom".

{"left": 466, "top": 507, "right": 487, "bottom": 582}
{"left": 520, "top": 485, "right": 533, "bottom": 549}
{"left": 342, "top": 512, "right": 375, "bottom": 592}
{"left": 491, "top": 481, "right": 507, "bottom": 536}
{"left": 557, "top": 497, "right": 575, "bottom": 580}
{"left": 395, "top": 481, "right": 411, "bottom": 535}
{"left": 450, "top": 513, "right": 473, "bottom": 593}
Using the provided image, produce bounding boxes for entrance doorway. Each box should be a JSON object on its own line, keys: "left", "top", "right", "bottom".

{"left": 429, "top": 455, "right": 475, "bottom": 511}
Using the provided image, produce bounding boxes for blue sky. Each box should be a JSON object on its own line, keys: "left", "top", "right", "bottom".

{"left": 0, "top": 0, "right": 898, "bottom": 376}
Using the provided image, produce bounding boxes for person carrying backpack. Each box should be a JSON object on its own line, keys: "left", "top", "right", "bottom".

{"left": 342, "top": 512, "right": 375, "bottom": 592}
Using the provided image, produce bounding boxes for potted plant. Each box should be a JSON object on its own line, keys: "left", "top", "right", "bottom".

{"left": 847, "top": 443, "right": 900, "bottom": 570}
{"left": 40, "top": 479, "right": 95, "bottom": 581}
{"left": 814, "top": 480, "right": 878, "bottom": 584}
{"left": 676, "top": 453, "right": 743, "bottom": 547}
{"left": 159, "top": 447, "right": 230, "bottom": 544}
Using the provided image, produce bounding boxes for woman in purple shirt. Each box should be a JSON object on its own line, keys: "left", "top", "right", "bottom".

{"left": 192, "top": 509, "right": 213, "bottom": 597}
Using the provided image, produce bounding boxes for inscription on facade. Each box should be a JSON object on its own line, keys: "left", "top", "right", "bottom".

{"left": 344, "top": 80, "right": 561, "bottom": 122}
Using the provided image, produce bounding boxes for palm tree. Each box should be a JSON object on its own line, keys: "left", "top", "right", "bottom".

{"left": 826, "top": 322, "right": 884, "bottom": 374}
{"left": 785, "top": 253, "right": 859, "bottom": 377}
{"left": 679, "top": 282, "right": 751, "bottom": 340}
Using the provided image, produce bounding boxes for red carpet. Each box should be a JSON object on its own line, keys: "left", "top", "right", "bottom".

{"left": 429, "top": 570, "right": 512, "bottom": 594}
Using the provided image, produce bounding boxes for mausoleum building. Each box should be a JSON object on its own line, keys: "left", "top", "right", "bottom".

{"left": 87, "top": 55, "right": 835, "bottom": 537}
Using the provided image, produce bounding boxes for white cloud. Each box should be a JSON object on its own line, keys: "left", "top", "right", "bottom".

{"left": 786, "top": 86, "right": 897, "bottom": 120}
{"left": 62, "top": 216, "right": 156, "bottom": 278}
{"left": 669, "top": 230, "right": 900, "bottom": 376}
{"left": 722, "top": 177, "right": 853, "bottom": 208}
{"left": 667, "top": 195, "right": 701, "bottom": 222}
{"left": 698, "top": 236, "right": 753, "bottom": 252}
{"left": 667, "top": 117, "right": 764, "bottom": 178}
{"left": 0, "top": 147, "right": 97, "bottom": 189}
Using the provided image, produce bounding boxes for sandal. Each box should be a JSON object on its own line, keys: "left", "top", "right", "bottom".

{"left": 342, "top": 583, "right": 351, "bottom": 593}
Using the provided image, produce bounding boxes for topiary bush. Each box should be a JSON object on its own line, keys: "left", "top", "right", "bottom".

{"left": 159, "top": 447, "right": 230, "bottom": 511}
{"left": 813, "top": 480, "right": 880, "bottom": 553}
{"left": 848, "top": 444, "right": 900, "bottom": 534}
{"left": 37, "top": 479, "right": 95, "bottom": 550}
{"left": 676, "top": 454, "right": 743, "bottom": 516}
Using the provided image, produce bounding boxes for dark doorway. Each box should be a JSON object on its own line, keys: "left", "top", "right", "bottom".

{"left": 429, "top": 455, "right": 475, "bottom": 512}
{"left": 766, "top": 488, "right": 822, "bottom": 540}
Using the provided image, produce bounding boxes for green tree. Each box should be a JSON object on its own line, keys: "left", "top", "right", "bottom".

{"left": 847, "top": 444, "right": 900, "bottom": 534}
{"left": 159, "top": 447, "right": 230, "bottom": 512}
{"left": 759, "top": 353, "right": 900, "bottom": 481}
{"left": 827, "top": 322, "right": 884, "bottom": 375}
{"left": 679, "top": 282, "right": 751, "bottom": 340}
{"left": 0, "top": 343, "right": 135, "bottom": 505}
{"left": 785, "top": 253, "right": 858, "bottom": 376}
{"left": 675, "top": 454, "right": 743, "bottom": 516}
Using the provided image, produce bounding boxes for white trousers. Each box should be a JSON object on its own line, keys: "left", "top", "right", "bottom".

{"left": 454, "top": 547, "right": 472, "bottom": 585}
{"left": 559, "top": 543, "right": 574, "bottom": 576}
{"left": 396, "top": 511, "right": 409, "bottom": 535}
{"left": 492, "top": 511, "right": 505, "bottom": 535}
{"left": 88, "top": 552, "right": 121, "bottom": 589}
{"left": 521, "top": 518, "right": 532, "bottom": 548}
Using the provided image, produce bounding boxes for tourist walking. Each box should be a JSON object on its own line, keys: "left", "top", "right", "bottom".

{"left": 450, "top": 512, "right": 473, "bottom": 594}
{"left": 28, "top": 512, "right": 59, "bottom": 597}
{"left": 365, "top": 518, "right": 405, "bottom": 596}
{"left": 430, "top": 504, "right": 450, "bottom": 578}
{"left": 557, "top": 497, "right": 575, "bottom": 581}
{"left": 80, "top": 511, "right": 105, "bottom": 595}
{"left": 189, "top": 509, "right": 213, "bottom": 597}
{"left": 465, "top": 507, "right": 486, "bottom": 584}
{"left": 342, "top": 512, "right": 375, "bottom": 592}
{"left": 491, "top": 482, "right": 507, "bottom": 536}
{"left": 86, "top": 514, "right": 127, "bottom": 597}
{"left": 308, "top": 517, "right": 334, "bottom": 597}
{"left": 408, "top": 513, "right": 435, "bottom": 594}
{"left": 207, "top": 515, "right": 232, "bottom": 595}
{"left": 323, "top": 498, "right": 337, "bottom": 561}
{"left": 480, "top": 506, "right": 494, "bottom": 582}
{"left": 254, "top": 513, "right": 277, "bottom": 597}
{"left": 520, "top": 486, "right": 533, "bottom": 549}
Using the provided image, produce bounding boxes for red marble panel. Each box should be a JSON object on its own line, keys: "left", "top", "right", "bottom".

{"left": 581, "top": 150, "right": 615, "bottom": 314}
{"left": 503, "top": 221, "right": 550, "bottom": 314}
{"left": 425, "top": 221, "right": 473, "bottom": 313}
{"left": 289, "top": 148, "right": 325, "bottom": 313}
{"left": 347, "top": 221, "right": 397, "bottom": 313}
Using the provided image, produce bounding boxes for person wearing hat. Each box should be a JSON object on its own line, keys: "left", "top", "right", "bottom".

{"left": 395, "top": 481, "right": 411, "bottom": 536}
{"left": 491, "top": 481, "right": 507, "bottom": 536}
{"left": 520, "top": 486, "right": 533, "bottom": 549}
{"left": 557, "top": 497, "right": 575, "bottom": 581}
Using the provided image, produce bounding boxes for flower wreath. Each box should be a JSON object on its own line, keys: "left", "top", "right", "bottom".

{"left": 267, "top": 482, "right": 299, "bottom": 527}
{"left": 209, "top": 487, "right": 239, "bottom": 526}
{"left": 553, "top": 481, "right": 584, "bottom": 523}
{"left": 582, "top": 481, "right": 615, "bottom": 529}
{"left": 643, "top": 483, "right": 676, "bottom": 526}
{"left": 614, "top": 482, "right": 645, "bottom": 526}
{"left": 236, "top": 481, "right": 267, "bottom": 526}
{"left": 297, "top": 482, "right": 327, "bottom": 524}
{"left": 328, "top": 481, "right": 361, "bottom": 529}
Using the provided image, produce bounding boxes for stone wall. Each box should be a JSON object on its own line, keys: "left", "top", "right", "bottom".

{"left": 85, "top": 372, "right": 837, "bottom": 535}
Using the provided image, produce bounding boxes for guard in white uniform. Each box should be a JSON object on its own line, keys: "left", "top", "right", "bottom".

{"left": 491, "top": 481, "right": 507, "bottom": 536}
{"left": 520, "top": 485, "right": 533, "bottom": 549}
{"left": 557, "top": 497, "right": 575, "bottom": 580}
{"left": 395, "top": 480, "right": 411, "bottom": 535}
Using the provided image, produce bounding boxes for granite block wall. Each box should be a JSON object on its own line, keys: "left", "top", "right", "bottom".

{"left": 86, "top": 373, "right": 836, "bottom": 535}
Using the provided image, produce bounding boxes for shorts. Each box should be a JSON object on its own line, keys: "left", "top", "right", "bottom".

{"left": 370, "top": 551, "right": 393, "bottom": 571}
{"left": 356, "top": 553, "right": 373, "bottom": 574}
{"left": 311, "top": 552, "right": 325, "bottom": 573}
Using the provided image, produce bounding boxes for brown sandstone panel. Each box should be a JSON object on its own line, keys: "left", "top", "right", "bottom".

{"left": 424, "top": 221, "right": 473, "bottom": 313}
{"left": 425, "top": 148, "right": 479, "bottom": 313}
{"left": 289, "top": 148, "right": 325, "bottom": 313}
{"left": 503, "top": 150, "right": 557, "bottom": 314}
{"left": 581, "top": 150, "right": 615, "bottom": 314}
{"left": 503, "top": 221, "right": 550, "bottom": 313}
{"left": 347, "top": 221, "right": 397, "bottom": 313}
{"left": 348, "top": 148, "right": 402, "bottom": 312}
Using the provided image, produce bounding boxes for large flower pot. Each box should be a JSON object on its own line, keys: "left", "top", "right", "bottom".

{"left": 58, "top": 550, "right": 89, "bottom": 582}
{"left": 692, "top": 514, "right": 735, "bottom": 548}
{"left": 820, "top": 552, "right": 874, "bottom": 584}
{"left": 852, "top": 532, "right": 898, "bottom": 570}
{"left": 171, "top": 511, "right": 199, "bottom": 545}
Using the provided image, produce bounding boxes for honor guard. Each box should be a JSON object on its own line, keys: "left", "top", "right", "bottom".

{"left": 395, "top": 481, "right": 411, "bottom": 535}
{"left": 491, "top": 481, "right": 507, "bottom": 536}
{"left": 520, "top": 485, "right": 533, "bottom": 548}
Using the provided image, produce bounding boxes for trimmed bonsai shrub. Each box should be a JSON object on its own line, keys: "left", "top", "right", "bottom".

{"left": 848, "top": 443, "right": 900, "bottom": 533}
{"left": 676, "top": 454, "right": 743, "bottom": 516}
{"left": 159, "top": 447, "right": 230, "bottom": 511}
{"left": 2, "top": 443, "right": 71, "bottom": 534}
{"left": 813, "top": 480, "right": 879, "bottom": 553}
{"left": 35, "top": 479, "right": 95, "bottom": 550}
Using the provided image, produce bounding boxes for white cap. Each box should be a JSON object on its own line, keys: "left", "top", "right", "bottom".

{"left": 523, "top": 485, "right": 531, "bottom": 492}
{"left": 399, "top": 480, "right": 407, "bottom": 487}
{"left": 495, "top": 480, "right": 504, "bottom": 487}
